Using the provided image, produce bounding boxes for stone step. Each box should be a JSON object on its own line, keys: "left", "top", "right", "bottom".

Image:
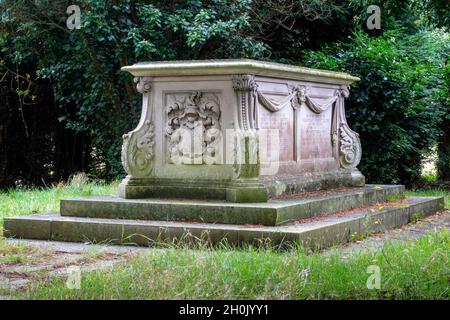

{"left": 59, "top": 185, "right": 405, "bottom": 226}
{"left": 3, "top": 196, "right": 444, "bottom": 249}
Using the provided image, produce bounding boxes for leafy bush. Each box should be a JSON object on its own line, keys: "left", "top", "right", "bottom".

{"left": 437, "top": 63, "right": 450, "bottom": 181}
{"left": 304, "top": 29, "right": 449, "bottom": 186}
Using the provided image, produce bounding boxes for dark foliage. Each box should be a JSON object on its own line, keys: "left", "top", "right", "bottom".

{"left": 0, "top": 0, "right": 448, "bottom": 188}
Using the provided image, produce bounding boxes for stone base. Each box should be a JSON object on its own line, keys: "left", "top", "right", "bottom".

{"left": 263, "top": 169, "right": 365, "bottom": 198}
{"left": 118, "top": 169, "right": 365, "bottom": 203}
{"left": 58, "top": 184, "right": 401, "bottom": 226}
{"left": 3, "top": 196, "right": 444, "bottom": 249}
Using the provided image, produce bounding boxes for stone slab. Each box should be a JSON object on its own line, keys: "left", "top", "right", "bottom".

{"left": 4, "top": 196, "right": 443, "bottom": 249}
{"left": 60, "top": 185, "right": 404, "bottom": 226}
{"left": 121, "top": 59, "right": 360, "bottom": 84}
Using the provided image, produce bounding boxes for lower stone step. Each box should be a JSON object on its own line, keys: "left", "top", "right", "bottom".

{"left": 3, "top": 196, "right": 444, "bottom": 249}
{"left": 59, "top": 184, "right": 405, "bottom": 226}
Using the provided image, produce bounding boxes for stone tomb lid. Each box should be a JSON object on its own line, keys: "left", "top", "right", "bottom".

{"left": 121, "top": 59, "right": 359, "bottom": 84}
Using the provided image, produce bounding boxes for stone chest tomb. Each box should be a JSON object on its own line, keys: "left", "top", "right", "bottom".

{"left": 120, "top": 59, "right": 364, "bottom": 203}
{"left": 4, "top": 60, "right": 444, "bottom": 246}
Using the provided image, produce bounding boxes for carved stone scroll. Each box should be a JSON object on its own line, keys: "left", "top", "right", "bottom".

{"left": 134, "top": 76, "right": 152, "bottom": 94}
{"left": 335, "top": 86, "right": 361, "bottom": 169}
{"left": 121, "top": 76, "right": 156, "bottom": 177}
{"left": 122, "top": 120, "right": 155, "bottom": 175}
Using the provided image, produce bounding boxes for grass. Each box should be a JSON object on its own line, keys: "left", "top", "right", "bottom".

{"left": 17, "top": 230, "right": 449, "bottom": 300}
{"left": 0, "top": 241, "right": 42, "bottom": 265}
{"left": 0, "top": 240, "right": 54, "bottom": 265}
{"left": 0, "top": 174, "right": 119, "bottom": 230}
{"left": 420, "top": 174, "right": 438, "bottom": 183}
{"left": 0, "top": 180, "right": 449, "bottom": 299}
{"left": 405, "top": 189, "right": 450, "bottom": 209}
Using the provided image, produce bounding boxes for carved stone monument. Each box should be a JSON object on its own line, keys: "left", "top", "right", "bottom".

{"left": 119, "top": 59, "right": 364, "bottom": 202}
{"left": 3, "top": 60, "right": 444, "bottom": 247}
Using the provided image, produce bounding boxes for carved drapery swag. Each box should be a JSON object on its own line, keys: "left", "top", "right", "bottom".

{"left": 257, "top": 85, "right": 338, "bottom": 114}
{"left": 165, "top": 92, "right": 222, "bottom": 165}
{"left": 232, "top": 75, "right": 361, "bottom": 170}
{"left": 121, "top": 77, "right": 156, "bottom": 177}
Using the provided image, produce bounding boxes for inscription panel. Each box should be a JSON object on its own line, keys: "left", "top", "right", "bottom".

{"left": 259, "top": 104, "right": 294, "bottom": 162}
{"left": 299, "top": 106, "right": 333, "bottom": 160}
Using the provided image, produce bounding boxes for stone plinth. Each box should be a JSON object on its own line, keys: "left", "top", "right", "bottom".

{"left": 4, "top": 195, "right": 445, "bottom": 249}
{"left": 60, "top": 185, "right": 404, "bottom": 226}
{"left": 119, "top": 59, "right": 364, "bottom": 202}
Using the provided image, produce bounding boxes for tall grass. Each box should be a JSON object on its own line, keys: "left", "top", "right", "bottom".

{"left": 20, "top": 230, "right": 449, "bottom": 300}
{"left": 0, "top": 173, "right": 119, "bottom": 229}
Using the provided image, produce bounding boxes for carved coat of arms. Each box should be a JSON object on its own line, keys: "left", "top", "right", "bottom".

{"left": 166, "top": 92, "right": 221, "bottom": 165}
